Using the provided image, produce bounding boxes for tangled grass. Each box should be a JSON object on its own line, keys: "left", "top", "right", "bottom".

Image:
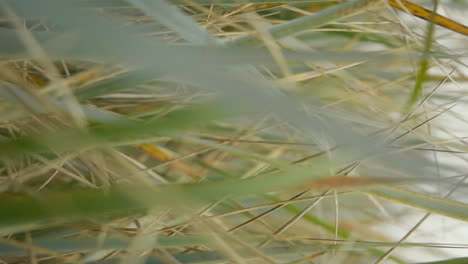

{"left": 0, "top": 0, "right": 467, "bottom": 263}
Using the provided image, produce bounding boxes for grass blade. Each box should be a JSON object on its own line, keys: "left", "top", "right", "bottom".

{"left": 365, "top": 186, "right": 468, "bottom": 222}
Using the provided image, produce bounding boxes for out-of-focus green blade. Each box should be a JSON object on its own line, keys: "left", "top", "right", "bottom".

{"left": 125, "top": 0, "right": 216, "bottom": 44}
{"left": 227, "top": 0, "right": 379, "bottom": 46}
{"left": 0, "top": 104, "right": 222, "bottom": 156}
{"left": 365, "top": 186, "right": 468, "bottom": 222}
{"left": 2, "top": 173, "right": 465, "bottom": 235}
{"left": 73, "top": 0, "right": 338, "bottom": 8}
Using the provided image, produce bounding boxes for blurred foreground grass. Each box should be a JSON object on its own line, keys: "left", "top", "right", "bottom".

{"left": 0, "top": 0, "right": 467, "bottom": 263}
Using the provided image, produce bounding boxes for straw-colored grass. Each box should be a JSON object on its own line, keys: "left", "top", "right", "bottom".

{"left": 0, "top": 0, "right": 467, "bottom": 263}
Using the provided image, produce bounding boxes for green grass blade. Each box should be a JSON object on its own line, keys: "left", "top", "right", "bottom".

{"left": 75, "top": 0, "right": 338, "bottom": 8}
{"left": 227, "top": 0, "right": 379, "bottom": 47}
{"left": 125, "top": 0, "right": 217, "bottom": 44}
{"left": 404, "top": 1, "right": 439, "bottom": 112}
{"left": 365, "top": 186, "right": 468, "bottom": 222}
{"left": 0, "top": 105, "right": 223, "bottom": 156}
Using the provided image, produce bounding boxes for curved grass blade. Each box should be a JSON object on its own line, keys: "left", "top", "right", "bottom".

{"left": 365, "top": 186, "right": 468, "bottom": 222}
{"left": 76, "top": 0, "right": 337, "bottom": 8}
{"left": 227, "top": 0, "right": 379, "bottom": 47}
{"left": 125, "top": 0, "right": 217, "bottom": 44}
{"left": 0, "top": 104, "right": 223, "bottom": 157}
{"left": 0, "top": 170, "right": 452, "bottom": 235}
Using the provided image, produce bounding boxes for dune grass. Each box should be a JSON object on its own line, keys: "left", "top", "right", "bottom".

{"left": 0, "top": 0, "right": 467, "bottom": 263}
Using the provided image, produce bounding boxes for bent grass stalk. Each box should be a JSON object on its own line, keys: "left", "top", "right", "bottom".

{"left": 1, "top": 0, "right": 467, "bottom": 263}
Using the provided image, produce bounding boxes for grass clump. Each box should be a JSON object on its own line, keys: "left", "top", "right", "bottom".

{"left": 0, "top": 0, "right": 467, "bottom": 263}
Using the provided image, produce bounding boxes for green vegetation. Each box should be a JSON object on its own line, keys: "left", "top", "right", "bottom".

{"left": 0, "top": 0, "right": 467, "bottom": 263}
